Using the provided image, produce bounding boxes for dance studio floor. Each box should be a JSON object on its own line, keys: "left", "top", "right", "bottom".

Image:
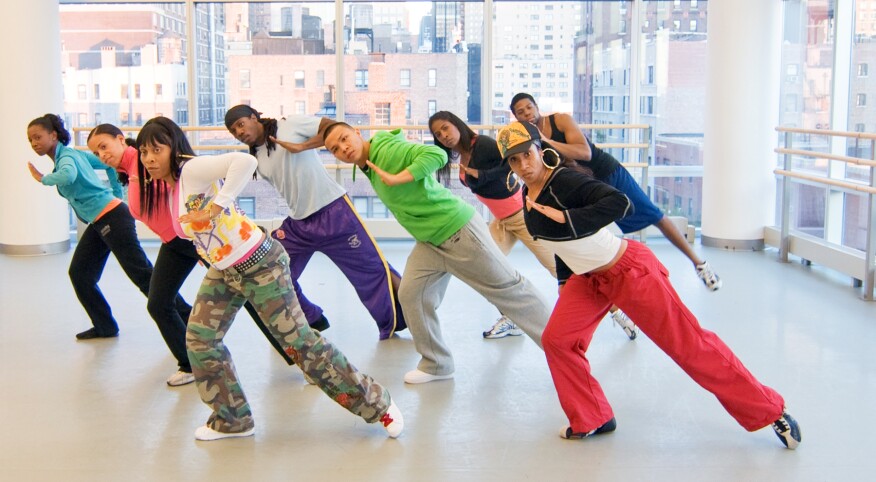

{"left": 1, "top": 238, "right": 873, "bottom": 481}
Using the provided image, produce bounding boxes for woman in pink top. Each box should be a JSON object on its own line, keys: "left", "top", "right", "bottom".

{"left": 87, "top": 124, "right": 297, "bottom": 387}
{"left": 429, "top": 111, "right": 637, "bottom": 341}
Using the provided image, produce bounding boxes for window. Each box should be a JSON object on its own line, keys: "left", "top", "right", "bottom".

{"left": 647, "top": 65, "right": 654, "bottom": 84}
{"left": 316, "top": 70, "right": 325, "bottom": 87}
{"left": 294, "top": 70, "right": 305, "bottom": 88}
{"left": 240, "top": 69, "right": 251, "bottom": 89}
{"left": 858, "top": 63, "right": 869, "bottom": 77}
{"left": 78, "top": 113, "right": 87, "bottom": 126}
{"left": 690, "top": 20, "right": 697, "bottom": 32}
{"left": 400, "top": 69, "right": 411, "bottom": 87}
{"left": 135, "top": 113, "right": 142, "bottom": 126}
{"left": 155, "top": 84, "right": 163, "bottom": 97}
{"left": 93, "top": 85, "right": 100, "bottom": 100}
{"left": 375, "top": 103, "right": 391, "bottom": 126}
{"left": 855, "top": 123, "right": 866, "bottom": 132}
{"left": 134, "top": 84, "right": 141, "bottom": 99}
{"left": 236, "top": 197, "right": 255, "bottom": 217}
{"left": 428, "top": 100, "right": 437, "bottom": 116}
{"left": 355, "top": 69, "right": 368, "bottom": 89}
{"left": 77, "top": 84, "right": 86, "bottom": 100}
{"left": 405, "top": 100, "right": 411, "bottom": 120}
{"left": 857, "top": 93, "right": 867, "bottom": 107}
{"left": 121, "top": 84, "right": 128, "bottom": 100}
{"left": 428, "top": 69, "right": 437, "bottom": 87}
{"left": 296, "top": 101, "right": 305, "bottom": 115}
{"left": 691, "top": 0, "right": 699, "bottom": 8}
{"left": 673, "top": 20, "right": 681, "bottom": 31}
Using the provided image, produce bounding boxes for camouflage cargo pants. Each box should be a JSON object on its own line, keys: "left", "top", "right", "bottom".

{"left": 186, "top": 239, "right": 391, "bottom": 434}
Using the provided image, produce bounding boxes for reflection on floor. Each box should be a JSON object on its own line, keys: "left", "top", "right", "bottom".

{"left": 0, "top": 239, "right": 873, "bottom": 481}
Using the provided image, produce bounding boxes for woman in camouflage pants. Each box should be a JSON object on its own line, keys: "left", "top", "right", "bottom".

{"left": 136, "top": 116, "right": 403, "bottom": 441}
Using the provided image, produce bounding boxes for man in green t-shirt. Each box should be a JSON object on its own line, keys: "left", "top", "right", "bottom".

{"left": 324, "top": 122, "right": 552, "bottom": 384}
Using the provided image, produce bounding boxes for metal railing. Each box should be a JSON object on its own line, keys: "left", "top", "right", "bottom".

{"left": 72, "top": 122, "right": 652, "bottom": 238}
{"left": 773, "top": 126, "right": 876, "bottom": 300}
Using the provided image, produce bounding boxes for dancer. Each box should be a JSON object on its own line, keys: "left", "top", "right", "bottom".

{"left": 429, "top": 111, "right": 637, "bottom": 340}
{"left": 224, "top": 105, "right": 405, "bottom": 340}
{"left": 497, "top": 120, "right": 800, "bottom": 449}
{"left": 323, "top": 122, "right": 553, "bottom": 384}
{"left": 510, "top": 93, "right": 722, "bottom": 291}
{"left": 136, "top": 116, "right": 402, "bottom": 441}
{"left": 26, "top": 114, "right": 156, "bottom": 341}
{"left": 87, "top": 124, "right": 298, "bottom": 387}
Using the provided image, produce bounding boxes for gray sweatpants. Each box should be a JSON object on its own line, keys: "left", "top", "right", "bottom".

{"left": 398, "top": 214, "right": 552, "bottom": 375}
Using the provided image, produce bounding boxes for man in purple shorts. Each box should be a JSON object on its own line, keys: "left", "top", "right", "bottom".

{"left": 225, "top": 105, "right": 405, "bottom": 339}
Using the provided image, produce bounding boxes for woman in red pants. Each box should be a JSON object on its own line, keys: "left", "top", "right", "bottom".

{"left": 496, "top": 120, "right": 801, "bottom": 449}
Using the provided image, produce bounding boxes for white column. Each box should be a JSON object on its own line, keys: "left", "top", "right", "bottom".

{"left": 701, "top": 0, "right": 782, "bottom": 250}
{"left": 0, "top": 0, "right": 70, "bottom": 255}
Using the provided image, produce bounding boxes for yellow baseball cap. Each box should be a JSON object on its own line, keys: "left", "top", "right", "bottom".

{"left": 496, "top": 121, "right": 542, "bottom": 160}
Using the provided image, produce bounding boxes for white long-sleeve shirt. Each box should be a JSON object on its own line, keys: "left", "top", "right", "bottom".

{"left": 172, "top": 152, "right": 262, "bottom": 269}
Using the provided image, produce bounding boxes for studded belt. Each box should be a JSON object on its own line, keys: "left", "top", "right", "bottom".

{"left": 229, "top": 235, "right": 272, "bottom": 273}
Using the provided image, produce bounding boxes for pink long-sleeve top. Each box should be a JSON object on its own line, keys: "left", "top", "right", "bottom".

{"left": 117, "top": 145, "right": 178, "bottom": 243}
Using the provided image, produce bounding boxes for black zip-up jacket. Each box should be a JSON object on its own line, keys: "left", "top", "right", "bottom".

{"left": 460, "top": 135, "right": 521, "bottom": 200}
{"left": 522, "top": 166, "right": 633, "bottom": 283}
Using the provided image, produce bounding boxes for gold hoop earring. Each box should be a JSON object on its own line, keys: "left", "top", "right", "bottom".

{"left": 542, "top": 148, "right": 561, "bottom": 170}
{"left": 506, "top": 170, "right": 520, "bottom": 191}
{"left": 144, "top": 171, "right": 153, "bottom": 184}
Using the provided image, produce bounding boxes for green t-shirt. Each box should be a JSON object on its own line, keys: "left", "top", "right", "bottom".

{"left": 367, "top": 129, "right": 474, "bottom": 245}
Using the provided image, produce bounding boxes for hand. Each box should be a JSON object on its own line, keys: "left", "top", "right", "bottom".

{"left": 27, "top": 162, "right": 43, "bottom": 182}
{"left": 462, "top": 166, "right": 479, "bottom": 179}
{"left": 365, "top": 160, "right": 413, "bottom": 186}
{"left": 269, "top": 136, "right": 306, "bottom": 154}
{"left": 178, "top": 208, "right": 213, "bottom": 225}
{"left": 529, "top": 120, "right": 548, "bottom": 140}
{"left": 526, "top": 196, "right": 566, "bottom": 223}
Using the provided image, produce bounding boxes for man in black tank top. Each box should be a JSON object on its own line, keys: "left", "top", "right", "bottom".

{"left": 509, "top": 93, "right": 723, "bottom": 292}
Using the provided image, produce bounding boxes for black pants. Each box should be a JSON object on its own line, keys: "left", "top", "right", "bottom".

{"left": 69, "top": 203, "right": 156, "bottom": 336}
{"left": 151, "top": 237, "right": 296, "bottom": 369}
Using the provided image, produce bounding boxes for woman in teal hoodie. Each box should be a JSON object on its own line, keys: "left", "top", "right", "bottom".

{"left": 27, "top": 114, "right": 157, "bottom": 340}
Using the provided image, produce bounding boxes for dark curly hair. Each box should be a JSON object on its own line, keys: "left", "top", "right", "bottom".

{"left": 28, "top": 114, "right": 71, "bottom": 146}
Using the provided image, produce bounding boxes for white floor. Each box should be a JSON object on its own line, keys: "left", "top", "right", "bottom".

{"left": 0, "top": 238, "right": 874, "bottom": 482}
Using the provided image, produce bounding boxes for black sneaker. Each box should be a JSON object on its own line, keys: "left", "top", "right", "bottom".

{"left": 75, "top": 328, "right": 119, "bottom": 340}
{"left": 560, "top": 417, "right": 617, "bottom": 439}
{"left": 772, "top": 411, "right": 802, "bottom": 449}
{"left": 310, "top": 315, "right": 330, "bottom": 332}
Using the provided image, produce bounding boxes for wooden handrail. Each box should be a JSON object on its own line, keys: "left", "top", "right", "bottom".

{"left": 773, "top": 169, "right": 876, "bottom": 194}
{"left": 774, "top": 147, "right": 876, "bottom": 168}
{"left": 775, "top": 125, "right": 876, "bottom": 141}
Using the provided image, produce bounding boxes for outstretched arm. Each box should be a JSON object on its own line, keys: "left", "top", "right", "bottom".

{"left": 270, "top": 117, "right": 334, "bottom": 154}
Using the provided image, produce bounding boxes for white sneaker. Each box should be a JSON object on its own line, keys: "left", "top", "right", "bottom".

{"left": 403, "top": 369, "right": 454, "bottom": 384}
{"left": 379, "top": 400, "right": 404, "bottom": 438}
{"left": 166, "top": 370, "right": 195, "bottom": 387}
{"left": 610, "top": 310, "right": 638, "bottom": 340}
{"left": 696, "top": 261, "right": 722, "bottom": 291}
{"left": 482, "top": 316, "right": 524, "bottom": 339}
{"left": 194, "top": 425, "right": 255, "bottom": 441}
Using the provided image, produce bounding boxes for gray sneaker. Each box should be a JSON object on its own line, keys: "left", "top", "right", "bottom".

{"left": 610, "top": 310, "right": 638, "bottom": 340}
{"left": 483, "top": 316, "right": 524, "bottom": 339}
{"left": 696, "top": 261, "right": 722, "bottom": 291}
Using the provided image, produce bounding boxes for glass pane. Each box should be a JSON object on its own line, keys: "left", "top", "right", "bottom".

{"left": 60, "top": 2, "right": 190, "bottom": 143}
{"left": 843, "top": 0, "right": 876, "bottom": 250}
{"left": 340, "top": 1, "right": 487, "bottom": 219}
{"left": 639, "top": 0, "right": 709, "bottom": 226}
{"left": 778, "top": 0, "right": 836, "bottom": 239}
